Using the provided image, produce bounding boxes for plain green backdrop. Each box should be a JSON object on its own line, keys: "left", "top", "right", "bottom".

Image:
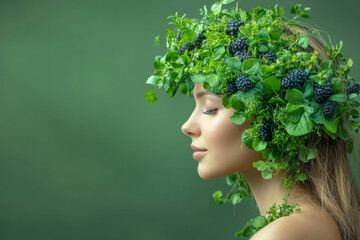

{"left": 0, "top": 0, "right": 359, "bottom": 239}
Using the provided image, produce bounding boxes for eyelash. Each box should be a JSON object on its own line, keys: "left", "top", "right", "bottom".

{"left": 202, "top": 109, "right": 218, "bottom": 115}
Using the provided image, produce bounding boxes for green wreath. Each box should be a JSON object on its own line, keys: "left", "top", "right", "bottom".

{"left": 145, "top": 1, "right": 360, "bottom": 238}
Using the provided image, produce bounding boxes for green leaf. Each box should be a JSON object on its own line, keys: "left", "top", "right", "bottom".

{"left": 261, "top": 65, "right": 274, "bottom": 75}
{"left": 261, "top": 169, "right": 273, "bottom": 179}
{"left": 350, "top": 120, "right": 360, "bottom": 131}
{"left": 211, "top": 1, "right": 222, "bottom": 15}
{"left": 286, "top": 112, "right": 314, "bottom": 136}
{"left": 255, "top": 141, "right": 267, "bottom": 151}
{"left": 212, "top": 191, "right": 225, "bottom": 204}
{"left": 154, "top": 35, "right": 160, "bottom": 45}
{"left": 298, "top": 33, "right": 309, "bottom": 49}
{"left": 146, "top": 90, "right": 157, "bottom": 104}
{"left": 296, "top": 173, "right": 307, "bottom": 182}
{"left": 258, "top": 30, "right": 270, "bottom": 41}
{"left": 230, "top": 111, "right": 246, "bottom": 125}
{"left": 154, "top": 56, "right": 165, "bottom": 70}
{"left": 222, "top": 95, "right": 232, "bottom": 109}
{"left": 269, "top": 29, "right": 281, "bottom": 41}
{"left": 286, "top": 106, "right": 304, "bottom": 123}
{"left": 285, "top": 89, "right": 305, "bottom": 106}
{"left": 301, "top": 80, "right": 314, "bottom": 98}
{"left": 331, "top": 78, "right": 342, "bottom": 92}
{"left": 328, "top": 94, "right": 346, "bottom": 102}
{"left": 320, "top": 60, "right": 334, "bottom": 78}
{"left": 226, "top": 57, "right": 242, "bottom": 70}
{"left": 190, "top": 74, "right": 206, "bottom": 83}
{"left": 307, "top": 147, "right": 317, "bottom": 160}
{"left": 146, "top": 75, "right": 161, "bottom": 86}
{"left": 239, "top": 9, "right": 248, "bottom": 21}
{"left": 242, "top": 58, "right": 261, "bottom": 75}
{"left": 258, "top": 44, "right": 268, "bottom": 53}
{"left": 347, "top": 58, "right": 353, "bottom": 68}
{"left": 298, "top": 149, "right": 309, "bottom": 163}
{"left": 251, "top": 216, "right": 268, "bottom": 228}
{"left": 205, "top": 75, "right": 221, "bottom": 88}
{"left": 324, "top": 116, "right": 340, "bottom": 134}
{"left": 230, "top": 194, "right": 242, "bottom": 205}
{"left": 263, "top": 76, "right": 280, "bottom": 94}
{"left": 242, "top": 130, "right": 255, "bottom": 149}
{"left": 178, "top": 29, "right": 196, "bottom": 45}
{"left": 253, "top": 160, "right": 266, "bottom": 171}
{"left": 223, "top": 0, "right": 235, "bottom": 4}
{"left": 213, "top": 46, "right": 225, "bottom": 56}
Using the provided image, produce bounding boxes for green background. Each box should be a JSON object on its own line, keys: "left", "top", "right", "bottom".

{"left": 0, "top": 0, "right": 359, "bottom": 239}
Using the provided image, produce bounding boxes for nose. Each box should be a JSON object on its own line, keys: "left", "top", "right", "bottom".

{"left": 181, "top": 111, "right": 199, "bottom": 137}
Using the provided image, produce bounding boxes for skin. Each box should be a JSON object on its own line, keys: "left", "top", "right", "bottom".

{"left": 181, "top": 82, "right": 342, "bottom": 239}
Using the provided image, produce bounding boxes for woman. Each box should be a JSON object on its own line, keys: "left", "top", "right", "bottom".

{"left": 146, "top": 2, "right": 360, "bottom": 239}
{"left": 180, "top": 26, "right": 360, "bottom": 240}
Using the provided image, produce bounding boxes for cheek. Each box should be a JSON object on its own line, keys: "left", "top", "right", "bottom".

{"left": 207, "top": 113, "right": 250, "bottom": 161}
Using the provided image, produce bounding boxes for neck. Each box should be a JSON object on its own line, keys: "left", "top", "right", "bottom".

{"left": 242, "top": 166, "right": 312, "bottom": 218}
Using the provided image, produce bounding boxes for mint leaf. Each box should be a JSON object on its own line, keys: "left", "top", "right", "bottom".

{"left": 263, "top": 76, "right": 280, "bottom": 94}
{"left": 154, "top": 35, "right": 160, "bottom": 45}
{"left": 211, "top": 1, "right": 222, "bottom": 15}
{"left": 146, "top": 90, "right": 157, "bottom": 104}
{"left": 298, "top": 33, "right": 309, "bottom": 49}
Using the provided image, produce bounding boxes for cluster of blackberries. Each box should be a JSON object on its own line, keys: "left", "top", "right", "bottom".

{"left": 178, "top": 42, "right": 196, "bottom": 56}
{"left": 225, "top": 20, "right": 245, "bottom": 37}
{"left": 177, "top": 32, "right": 207, "bottom": 56}
{"left": 322, "top": 100, "right": 335, "bottom": 118}
{"left": 225, "top": 73, "right": 254, "bottom": 97}
{"left": 281, "top": 69, "right": 309, "bottom": 89}
{"left": 347, "top": 83, "right": 360, "bottom": 95}
{"left": 264, "top": 51, "right": 277, "bottom": 63}
{"left": 194, "top": 33, "right": 207, "bottom": 48}
{"left": 234, "top": 51, "right": 254, "bottom": 62}
{"left": 313, "top": 80, "right": 334, "bottom": 103}
{"left": 229, "top": 37, "right": 249, "bottom": 55}
{"left": 258, "top": 117, "right": 274, "bottom": 142}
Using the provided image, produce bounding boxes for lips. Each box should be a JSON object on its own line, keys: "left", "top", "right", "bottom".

{"left": 191, "top": 145, "right": 207, "bottom": 160}
{"left": 191, "top": 145, "right": 207, "bottom": 151}
{"left": 193, "top": 150, "right": 207, "bottom": 160}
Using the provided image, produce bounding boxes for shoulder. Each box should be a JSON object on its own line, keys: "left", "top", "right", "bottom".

{"left": 250, "top": 206, "right": 342, "bottom": 240}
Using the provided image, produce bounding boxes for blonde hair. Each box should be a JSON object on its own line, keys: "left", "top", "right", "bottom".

{"left": 282, "top": 22, "right": 360, "bottom": 240}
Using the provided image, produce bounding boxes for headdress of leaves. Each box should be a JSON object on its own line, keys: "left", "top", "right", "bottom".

{"left": 145, "top": 1, "right": 360, "bottom": 238}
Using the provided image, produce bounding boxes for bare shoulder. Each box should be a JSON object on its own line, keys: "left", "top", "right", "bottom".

{"left": 250, "top": 205, "right": 342, "bottom": 240}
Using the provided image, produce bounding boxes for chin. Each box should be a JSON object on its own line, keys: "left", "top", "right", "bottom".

{"left": 197, "top": 165, "right": 232, "bottom": 180}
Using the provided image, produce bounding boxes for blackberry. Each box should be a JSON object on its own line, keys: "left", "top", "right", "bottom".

{"left": 226, "top": 80, "right": 238, "bottom": 97}
{"left": 177, "top": 32, "right": 181, "bottom": 43}
{"left": 216, "top": 18, "right": 222, "bottom": 24}
{"left": 234, "top": 51, "right": 254, "bottom": 62}
{"left": 194, "top": 33, "right": 207, "bottom": 48}
{"left": 322, "top": 100, "right": 335, "bottom": 118}
{"left": 264, "top": 51, "right": 277, "bottom": 63}
{"left": 281, "top": 69, "right": 309, "bottom": 89}
{"left": 229, "top": 37, "right": 249, "bottom": 55}
{"left": 223, "top": 58, "right": 228, "bottom": 65}
{"left": 178, "top": 42, "right": 195, "bottom": 56}
{"left": 225, "top": 20, "right": 245, "bottom": 37}
{"left": 258, "top": 117, "right": 273, "bottom": 142}
{"left": 313, "top": 80, "right": 334, "bottom": 103}
{"left": 234, "top": 73, "right": 254, "bottom": 92}
{"left": 347, "top": 83, "right": 360, "bottom": 95}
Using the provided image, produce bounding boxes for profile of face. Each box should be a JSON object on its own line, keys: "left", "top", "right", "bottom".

{"left": 181, "top": 82, "right": 263, "bottom": 179}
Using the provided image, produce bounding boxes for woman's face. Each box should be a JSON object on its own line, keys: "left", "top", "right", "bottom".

{"left": 181, "top": 82, "right": 262, "bottom": 179}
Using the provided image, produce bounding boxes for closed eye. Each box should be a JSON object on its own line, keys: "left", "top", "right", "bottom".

{"left": 202, "top": 109, "right": 218, "bottom": 115}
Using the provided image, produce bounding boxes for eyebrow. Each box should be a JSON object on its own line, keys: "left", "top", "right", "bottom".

{"left": 195, "top": 91, "right": 223, "bottom": 99}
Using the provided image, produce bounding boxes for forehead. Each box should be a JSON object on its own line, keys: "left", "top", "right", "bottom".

{"left": 193, "top": 83, "right": 224, "bottom": 100}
